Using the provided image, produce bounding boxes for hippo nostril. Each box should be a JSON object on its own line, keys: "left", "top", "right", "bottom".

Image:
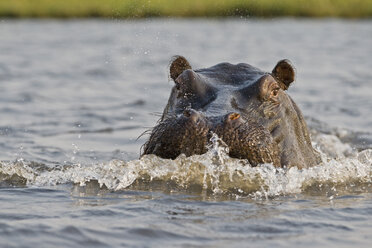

{"left": 183, "top": 109, "right": 192, "bottom": 117}
{"left": 228, "top": 113, "right": 241, "bottom": 121}
{"left": 183, "top": 109, "right": 198, "bottom": 117}
{"left": 183, "top": 109, "right": 200, "bottom": 122}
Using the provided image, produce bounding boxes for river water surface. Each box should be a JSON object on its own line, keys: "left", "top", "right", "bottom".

{"left": 0, "top": 19, "right": 372, "bottom": 247}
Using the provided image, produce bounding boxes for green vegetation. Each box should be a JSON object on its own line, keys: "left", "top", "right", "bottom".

{"left": 0, "top": 0, "right": 371, "bottom": 18}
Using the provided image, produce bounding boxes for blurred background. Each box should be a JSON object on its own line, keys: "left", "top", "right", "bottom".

{"left": 1, "top": 2, "right": 372, "bottom": 248}
{"left": 1, "top": 0, "right": 372, "bottom": 18}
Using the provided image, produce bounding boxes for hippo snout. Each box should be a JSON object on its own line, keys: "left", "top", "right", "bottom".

{"left": 143, "top": 109, "right": 280, "bottom": 167}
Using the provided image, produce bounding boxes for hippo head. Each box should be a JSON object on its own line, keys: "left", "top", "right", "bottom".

{"left": 142, "top": 56, "right": 321, "bottom": 169}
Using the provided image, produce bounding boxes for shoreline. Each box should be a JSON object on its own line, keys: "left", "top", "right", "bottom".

{"left": 1, "top": 0, "right": 371, "bottom": 19}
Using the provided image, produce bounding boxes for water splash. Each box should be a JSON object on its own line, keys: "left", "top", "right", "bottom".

{"left": 1, "top": 134, "right": 371, "bottom": 198}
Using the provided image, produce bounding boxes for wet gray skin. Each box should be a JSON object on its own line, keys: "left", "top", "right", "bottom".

{"left": 142, "top": 56, "right": 321, "bottom": 169}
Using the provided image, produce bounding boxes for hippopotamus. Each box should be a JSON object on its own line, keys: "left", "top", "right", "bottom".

{"left": 142, "top": 56, "right": 321, "bottom": 169}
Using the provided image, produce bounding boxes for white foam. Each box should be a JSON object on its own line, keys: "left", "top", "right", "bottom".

{"left": 1, "top": 134, "right": 371, "bottom": 198}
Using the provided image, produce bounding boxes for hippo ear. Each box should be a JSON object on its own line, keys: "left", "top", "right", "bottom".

{"left": 272, "top": 59, "right": 295, "bottom": 90}
{"left": 169, "top": 55, "right": 192, "bottom": 81}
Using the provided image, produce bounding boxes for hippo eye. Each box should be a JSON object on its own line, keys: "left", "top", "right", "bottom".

{"left": 269, "top": 84, "right": 280, "bottom": 99}
{"left": 272, "top": 88, "right": 279, "bottom": 97}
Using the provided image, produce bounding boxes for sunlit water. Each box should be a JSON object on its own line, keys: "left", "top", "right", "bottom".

{"left": 0, "top": 19, "right": 371, "bottom": 247}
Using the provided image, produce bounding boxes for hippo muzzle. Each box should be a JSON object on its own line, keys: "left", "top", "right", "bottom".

{"left": 143, "top": 109, "right": 280, "bottom": 166}
{"left": 142, "top": 56, "right": 321, "bottom": 169}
